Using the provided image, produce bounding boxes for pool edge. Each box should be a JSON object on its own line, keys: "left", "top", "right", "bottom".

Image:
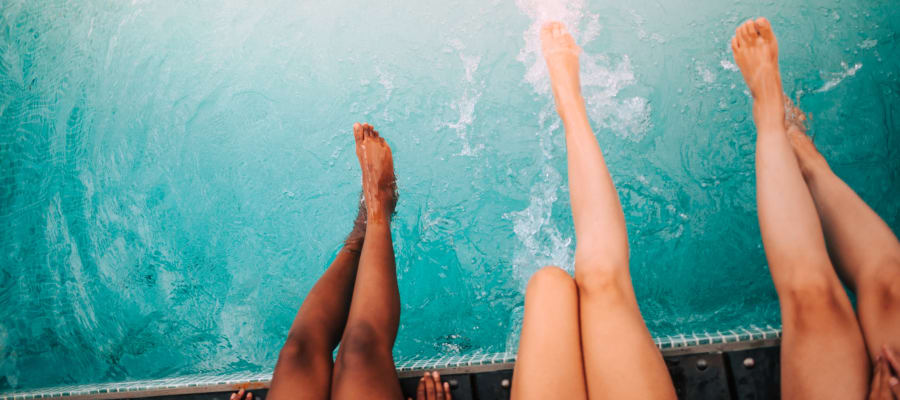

{"left": 0, "top": 325, "right": 782, "bottom": 399}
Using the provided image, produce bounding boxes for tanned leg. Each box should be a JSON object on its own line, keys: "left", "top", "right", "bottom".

{"left": 785, "top": 104, "right": 900, "bottom": 360}
{"left": 331, "top": 123, "right": 403, "bottom": 400}
{"left": 268, "top": 197, "right": 367, "bottom": 400}
{"left": 541, "top": 22, "right": 676, "bottom": 400}
{"left": 512, "top": 266, "right": 588, "bottom": 400}
{"left": 732, "top": 18, "right": 868, "bottom": 399}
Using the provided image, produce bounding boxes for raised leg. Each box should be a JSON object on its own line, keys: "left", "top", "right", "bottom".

{"left": 785, "top": 115, "right": 900, "bottom": 360}
{"left": 732, "top": 18, "right": 869, "bottom": 399}
{"left": 267, "top": 196, "right": 367, "bottom": 400}
{"left": 512, "top": 266, "right": 588, "bottom": 400}
{"left": 331, "top": 123, "right": 403, "bottom": 400}
{"left": 541, "top": 22, "right": 676, "bottom": 400}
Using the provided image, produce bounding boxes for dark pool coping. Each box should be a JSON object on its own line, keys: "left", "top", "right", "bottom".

{"left": 0, "top": 325, "right": 781, "bottom": 400}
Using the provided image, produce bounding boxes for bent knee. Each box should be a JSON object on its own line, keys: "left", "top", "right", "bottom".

{"left": 527, "top": 266, "right": 575, "bottom": 294}
{"left": 278, "top": 334, "right": 332, "bottom": 369}
{"left": 336, "top": 322, "right": 393, "bottom": 366}
{"left": 858, "top": 261, "right": 900, "bottom": 308}
{"left": 572, "top": 261, "right": 629, "bottom": 299}
{"left": 779, "top": 274, "right": 852, "bottom": 326}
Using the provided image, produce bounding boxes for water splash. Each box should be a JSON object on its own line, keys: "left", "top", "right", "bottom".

{"left": 816, "top": 62, "right": 862, "bottom": 93}
{"left": 720, "top": 59, "right": 739, "bottom": 72}
{"left": 504, "top": 164, "right": 574, "bottom": 281}
{"left": 444, "top": 40, "right": 485, "bottom": 156}
{"left": 514, "top": 0, "right": 650, "bottom": 141}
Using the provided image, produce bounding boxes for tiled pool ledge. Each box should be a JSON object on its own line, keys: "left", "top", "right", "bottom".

{"left": 0, "top": 325, "right": 782, "bottom": 400}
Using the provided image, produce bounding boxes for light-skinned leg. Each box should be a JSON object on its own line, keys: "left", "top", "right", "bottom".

{"left": 540, "top": 22, "right": 676, "bottom": 400}
{"left": 732, "top": 17, "right": 869, "bottom": 399}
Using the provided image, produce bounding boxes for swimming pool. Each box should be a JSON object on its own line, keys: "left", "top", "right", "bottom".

{"left": 1, "top": 0, "right": 898, "bottom": 393}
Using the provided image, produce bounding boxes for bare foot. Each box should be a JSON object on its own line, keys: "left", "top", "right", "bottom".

{"left": 353, "top": 123, "right": 397, "bottom": 224}
{"left": 541, "top": 22, "right": 583, "bottom": 109}
{"left": 783, "top": 100, "right": 828, "bottom": 178}
{"left": 411, "top": 371, "right": 453, "bottom": 400}
{"left": 732, "top": 18, "right": 784, "bottom": 131}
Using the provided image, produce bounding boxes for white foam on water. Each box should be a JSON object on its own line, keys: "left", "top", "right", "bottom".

{"left": 696, "top": 64, "right": 716, "bottom": 83}
{"left": 444, "top": 41, "right": 485, "bottom": 156}
{"left": 581, "top": 54, "right": 651, "bottom": 141}
{"left": 503, "top": 164, "right": 574, "bottom": 282}
{"left": 858, "top": 39, "right": 877, "bottom": 49}
{"left": 720, "top": 59, "right": 739, "bottom": 72}
{"left": 816, "top": 62, "right": 862, "bottom": 93}
{"left": 515, "top": 0, "right": 651, "bottom": 141}
{"left": 375, "top": 66, "right": 394, "bottom": 100}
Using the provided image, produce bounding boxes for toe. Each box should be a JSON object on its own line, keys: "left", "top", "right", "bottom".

{"left": 562, "top": 33, "right": 579, "bottom": 51}
{"left": 371, "top": 127, "right": 380, "bottom": 138}
{"left": 542, "top": 21, "right": 561, "bottom": 33}
{"left": 735, "top": 24, "right": 748, "bottom": 47}
{"left": 353, "top": 123, "right": 364, "bottom": 142}
{"left": 739, "top": 20, "right": 754, "bottom": 42}
{"left": 731, "top": 36, "right": 739, "bottom": 51}
{"left": 755, "top": 17, "right": 775, "bottom": 42}
{"left": 540, "top": 23, "right": 555, "bottom": 42}
{"left": 363, "top": 124, "right": 374, "bottom": 137}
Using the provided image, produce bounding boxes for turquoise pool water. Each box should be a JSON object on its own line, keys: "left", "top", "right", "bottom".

{"left": 1, "top": 0, "right": 899, "bottom": 392}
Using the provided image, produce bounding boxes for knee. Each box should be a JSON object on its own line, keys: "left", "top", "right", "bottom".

{"left": 278, "top": 332, "right": 331, "bottom": 369}
{"left": 527, "top": 266, "right": 576, "bottom": 297}
{"left": 858, "top": 260, "right": 900, "bottom": 308}
{"left": 779, "top": 273, "right": 848, "bottom": 326}
{"left": 336, "top": 322, "right": 392, "bottom": 367}
{"left": 572, "top": 260, "right": 629, "bottom": 299}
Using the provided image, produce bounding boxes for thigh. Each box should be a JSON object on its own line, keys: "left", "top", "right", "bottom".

{"left": 267, "top": 340, "right": 332, "bottom": 400}
{"left": 512, "top": 266, "right": 587, "bottom": 400}
{"left": 331, "top": 323, "right": 403, "bottom": 400}
{"left": 577, "top": 267, "right": 675, "bottom": 400}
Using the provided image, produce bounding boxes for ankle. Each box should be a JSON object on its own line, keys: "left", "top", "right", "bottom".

{"left": 343, "top": 238, "right": 364, "bottom": 254}
{"left": 798, "top": 155, "right": 830, "bottom": 183}
{"left": 365, "top": 214, "right": 391, "bottom": 228}
{"left": 753, "top": 107, "right": 785, "bottom": 133}
{"left": 554, "top": 93, "right": 586, "bottom": 122}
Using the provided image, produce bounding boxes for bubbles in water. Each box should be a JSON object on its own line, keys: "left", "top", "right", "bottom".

{"left": 858, "top": 39, "right": 877, "bottom": 49}
{"left": 720, "top": 59, "right": 739, "bottom": 72}
{"left": 696, "top": 63, "right": 716, "bottom": 84}
{"left": 515, "top": 0, "right": 651, "bottom": 140}
{"left": 504, "top": 164, "right": 574, "bottom": 281}
{"left": 443, "top": 40, "right": 485, "bottom": 156}
{"left": 816, "top": 62, "right": 862, "bottom": 93}
{"left": 581, "top": 55, "right": 651, "bottom": 141}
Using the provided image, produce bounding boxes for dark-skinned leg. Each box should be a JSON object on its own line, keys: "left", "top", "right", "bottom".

{"left": 267, "top": 198, "right": 367, "bottom": 400}
{"left": 332, "top": 123, "right": 403, "bottom": 400}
